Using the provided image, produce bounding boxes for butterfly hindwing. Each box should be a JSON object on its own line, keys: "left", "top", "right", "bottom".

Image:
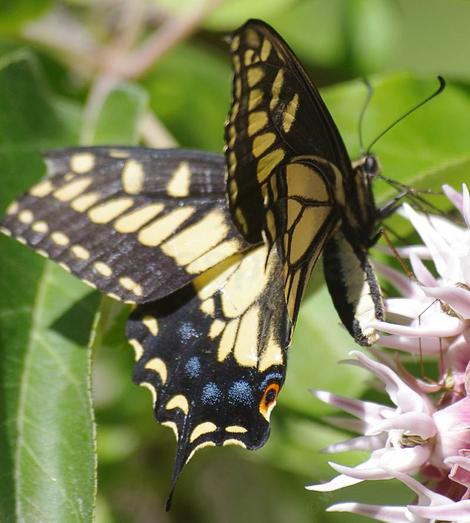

{"left": 1, "top": 147, "right": 250, "bottom": 303}
{"left": 323, "top": 228, "right": 384, "bottom": 345}
{"left": 127, "top": 243, "right": 290, "bottom": 495}
{"left": 270, "top": 156, "right": 341, "bottom": 322}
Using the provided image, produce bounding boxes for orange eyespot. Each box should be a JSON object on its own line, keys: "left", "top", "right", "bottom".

{"left": 259, "top": 383, "right": 280, "bottom": 421}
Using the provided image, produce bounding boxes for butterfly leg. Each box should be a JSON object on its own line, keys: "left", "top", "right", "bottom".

{"left": 376, "top": 191, "right": 408, "bottom": 220}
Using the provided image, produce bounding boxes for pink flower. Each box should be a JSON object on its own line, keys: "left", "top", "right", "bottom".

{"left": 308, "top": 185, "right": 470, "bottom": 522}
{"left": 328, "top": 471, "right": 470, "bottom": 522}
{"left": 370, "top": 184, "right": 470, "bottom": 359}
{"left": 307, "top": 351, "right": 436, "bottom": 492}
{"left": 433, "top": 398, "right": 470, "bottom": 465}
{"left": 446, "top": 451, "right": 470, "bottom": 495}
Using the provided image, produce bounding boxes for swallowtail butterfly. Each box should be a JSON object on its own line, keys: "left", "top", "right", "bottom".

{"left": 1, "top": 19, "right": 393, "bottom": 504}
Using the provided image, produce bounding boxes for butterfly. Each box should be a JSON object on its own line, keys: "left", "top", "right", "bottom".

{"left": 0, "top": 19, "right": 387, "bottom": 505}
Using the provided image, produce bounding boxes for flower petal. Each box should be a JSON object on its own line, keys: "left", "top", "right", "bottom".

{"left": 329, "top": 446, "right": 429, "bottom": 479}
{"left": 409, "top": 253, "right": 438, "bottom": 287}
{"left": 369, "top": 317, "right": 464, "bottom": 338}
{"left": 385, "top": 297, "right": 433, "bottom": 318}
{"left": 429, "top": 214, "right": 467, "bottom": 243}
{"left": 349, "top": 351, "right": 431, "bottom": 413}
{"left": 327, "top": 502, "right": 413, "bottom": 523}
{"left": 375, "top": 261, "right": 423, "bottom": 298}
{"left": 306, "top": 472, "right": 362, "bottom": 491}
{"left": 433, "top": 397, "right": 470, "bottom": 461}
{"left": 367, "top": 412, "right": 436, "bottom": 439}
{"left": 392, "top": 470, "right": 452, "bottom": 505}
{"left": 402, "top": 203, "right": 451, "bottom": 279}
{"left": 324, "top": 434, "right": 384, "bottom": 453}
{"left": 448, "top": 332, "right": 470, "bottom": 374}
{"left": 377, "top": 446, "right": 433, "bottom": 473}
{"left": 313, "top": 389, "right": 393, "bottom": 424}
{"left": 443, "top": 184, "right": 464, "bottom": 213}
{"left": 446, "top": 455, "right": 470, "bottom": 488}
{"left": 378, "top": 334, "right": 446, "bottom": 355}
{"left": 409, "top": 500, "right": 470, "bottom": 521}
{"left": 324, "top": 415, "right": 368, "bottom": 433}
{"left": 462, "top": 183, "right": 470, "bottom": 228}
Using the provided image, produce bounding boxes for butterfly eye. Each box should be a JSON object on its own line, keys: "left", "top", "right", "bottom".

{"left": 259, "top": 383, "right": 280, "bottom": 421}
{"left": 364, "top": 155, "right": 379, "bottom": 177}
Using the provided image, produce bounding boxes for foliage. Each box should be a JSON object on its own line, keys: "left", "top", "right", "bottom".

{"left": 0, "top": 1, "right": 469, "bottom": 522}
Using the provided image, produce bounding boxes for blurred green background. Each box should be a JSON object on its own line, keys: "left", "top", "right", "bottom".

{"left": 0, "top": 1, "right": 469, "bottom": 522}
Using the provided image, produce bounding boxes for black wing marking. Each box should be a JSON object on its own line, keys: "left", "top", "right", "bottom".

{"left": 0, "top": 147, "right": 250, "bottom": 303}
{"left": 127, "top": 243, "right": 290, "bottom": 505}
{"left": 225, "top": 18, "right": 351, "bottom": 244}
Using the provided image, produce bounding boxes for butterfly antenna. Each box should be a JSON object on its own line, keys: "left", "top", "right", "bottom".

{"left": 358, "top": 77, "right": 373, "bottom": 154}
{"left": 367, "top": 76, "right": 446, "bottom": 153}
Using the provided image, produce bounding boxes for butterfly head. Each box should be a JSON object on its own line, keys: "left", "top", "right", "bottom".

{"left": 360, "top": 153, "right": 381, "bottom": 180}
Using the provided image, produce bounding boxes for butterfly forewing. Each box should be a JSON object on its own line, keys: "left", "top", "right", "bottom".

{"left": 1, "top": 147, "right": 250, "bottom": 303}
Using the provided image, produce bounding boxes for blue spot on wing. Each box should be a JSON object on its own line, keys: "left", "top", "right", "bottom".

{"left": 178, "top": 321, "right": 198, "bottom": 342}
{"left": 201, "top": 382, "right": 223, "bottom": 405}
{"left": 228, "top": 380, "right": 254, "bottom": 406}
{"left": 185, "top": 356, "right": 201, "bottom": 378}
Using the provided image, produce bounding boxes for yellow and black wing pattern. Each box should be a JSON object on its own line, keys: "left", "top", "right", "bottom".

{"left": 225, "top": 19, "right": 384, "bottom": 342}
{"left": 127, "top": 242, "right": 290, "bottom": 506}
{"left": 1, "top": 145, "right": 291, "bottom": 505}
{"left": 1, "top": 147, "right": 250, "bottom": 303}
{"left": 225, "top": 19, "right": 353, "bottom": 325}
{"left": 226, "top": 20, "right": 353, "bottom": 242}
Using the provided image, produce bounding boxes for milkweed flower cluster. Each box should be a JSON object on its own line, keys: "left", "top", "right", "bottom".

{"left": 308, "top": 184, "right": 470, "bottom": 522}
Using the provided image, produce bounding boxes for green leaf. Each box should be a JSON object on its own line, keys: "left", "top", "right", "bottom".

{"left": 396, "top": 0, "right": 470, "bottom": 81}
{"left": 89, "top": 82, "right": 149, "bottom": 145}
{"left": 263, "top": 415, "right": 368, "bottom": 478}
{"left": 141, "top": 42, "right": 231, "bottom": 151}
{"left": 150, "top": 0, "right": 295, "bottom": 29}
{"left": 269, "top": 0, "right": 348, "bottom": 67}
{"left": 0, "top": 51, "right": 96, "bottom": 522}
{"left": 204, "top": 0, "right": 295, "bottom": 30}
{"left": 0, "top": 0, "right": 52, "bottom": 33}
{"left": 346, "top": 0, "right": 400, "bottom": 71}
